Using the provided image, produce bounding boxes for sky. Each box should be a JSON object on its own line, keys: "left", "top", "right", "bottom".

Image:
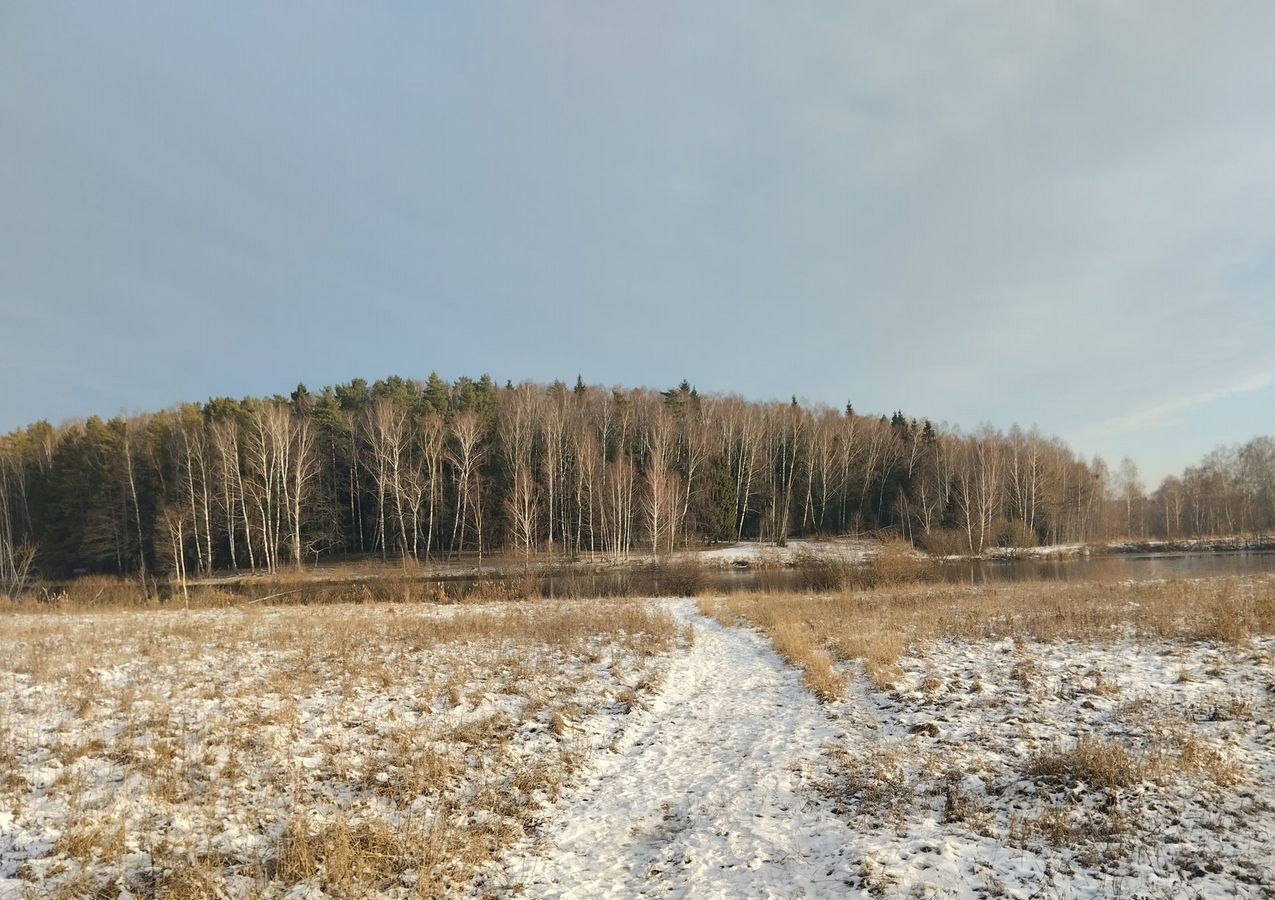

{"left": 2, "top": 2, "right": 1272, "bottom": 486}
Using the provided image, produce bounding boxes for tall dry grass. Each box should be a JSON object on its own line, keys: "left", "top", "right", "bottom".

{"left": 789, "top": 538, "right": 932, "bottom": 593}
{"left": 6, "top": 556, "right": 722, "bottom": 613}
{"left": 702, "top": 575, "right": 1274, "bottom": 696}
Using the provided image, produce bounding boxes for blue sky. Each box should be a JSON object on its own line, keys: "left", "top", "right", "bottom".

{"left": 2, "top": 2, "right": 1272, "bottom": 485}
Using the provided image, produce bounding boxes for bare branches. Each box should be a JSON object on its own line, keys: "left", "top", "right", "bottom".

{"left": 5, "top": 375, "right": 1266, "bottom": 585}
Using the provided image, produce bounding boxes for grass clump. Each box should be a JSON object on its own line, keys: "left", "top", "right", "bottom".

{"left": 769, "top": 621, "right": 846, "bottom": 700}
{"left": 1027, "top": 737, "right": 1145, "bottom": 790}
{"left": 791, "top": 551, "right": 852, "bottom": 592}
{"left": 643, "top": 557, "right": 708, "bottom": 597}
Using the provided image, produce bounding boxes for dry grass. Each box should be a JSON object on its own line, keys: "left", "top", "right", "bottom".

{"left": 789, "top": 538, "right": 931, "bottom": 593}
{"left": 824, "top": 746, "right": 918, "bottom": 822}
{"left": 1027, "top": 736, "right": 1146, "bottom": 790}
{"left": 713, "top": 574, "right": 1274, "bottom": 889}
{"left": 642, "top": 557, "right": 709, "bottom": 597}
{"left": 861, "top": 538, "right": 931, "bottom": 587}
{"left": 0, "top": 598, "right": 682, "bottom": 898}
{"left": 7, "top": 556, "right": 722, "bottom": 612}
{"left": 702, "top": 575, "right": 1273, "bottom": 693}
{"left": 790, "top": 551, "right": 854, "bottom": 592}
{"left": 768, "top": 622, "right": 846, "bottom": 701}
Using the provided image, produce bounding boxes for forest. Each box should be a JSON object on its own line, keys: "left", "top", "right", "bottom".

{"left": 1, "top": 373, "right": 1272, "bottom": 588}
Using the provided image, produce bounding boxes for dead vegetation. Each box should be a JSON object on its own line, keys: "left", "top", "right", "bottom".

{"left": 711, "top": 574, "right": 1275, "bottom": 892}
{"left": 790, "top": 538, "right": 931, "bottom": 593}
{"left": 1026, "top": 736, "right": 1145, "bottom": 790}
{"left": 5, "top": 556, "right": 724, "bottom": 613}
{"left": 701, "top": 575, "right": 1274, "bottom": 695}
{"left": 0, "top": 598, "right": 682, "bottom": 898}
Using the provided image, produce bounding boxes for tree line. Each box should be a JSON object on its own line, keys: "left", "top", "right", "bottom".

{"left": 1, "top": 374, "right": 1271, "bottom": 589}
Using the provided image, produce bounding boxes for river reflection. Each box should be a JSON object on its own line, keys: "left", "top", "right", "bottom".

{"left": 519, "top": 550, "right": 1275, "bottom": 598}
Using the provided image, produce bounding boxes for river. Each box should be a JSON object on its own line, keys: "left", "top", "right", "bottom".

{"left": 514, "top": 549, "right": 1275, "bottom": 599}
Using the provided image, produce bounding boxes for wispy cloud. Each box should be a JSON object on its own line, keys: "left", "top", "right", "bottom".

{"left": 1073, "top": 370, "right": 1274, "bottom": 441}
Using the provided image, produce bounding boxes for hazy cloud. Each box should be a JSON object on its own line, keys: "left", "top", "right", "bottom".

{"left": 1, "top": 1, "right": 1271, "bottom": 484}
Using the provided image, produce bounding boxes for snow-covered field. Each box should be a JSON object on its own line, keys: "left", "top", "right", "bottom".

{"left": 3, "top": 577, "right": 1272, "bottom": 898}
{"left": 704, "top": 576, "right": 1275, "bottom": 898}
{"left": 822, "top": 634, "right": 1275, "bottom": 897}
{"left": 0, "top": 600, "right": 683, "bottom": 898}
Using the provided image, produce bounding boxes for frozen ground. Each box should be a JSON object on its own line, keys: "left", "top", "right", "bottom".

{"left": 3, "top": 587, "right": 1272, "bottom": 898}
{"left": 502, "top": 588, "right": 1275, "bottom": 899}
{"left": 0, "top": 600, "right": 682, "bottom": 898}
{"left": 690, "top": 538, "right": 879, "bottom": 569}
{"left": 821, "top": 634, "right": 1275, "bottom": 898}
{"left": 494, "top": 601, "right": 856, "bottom": 897}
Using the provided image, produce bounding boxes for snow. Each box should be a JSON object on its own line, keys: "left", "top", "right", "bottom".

{"left": 1109, "top": 536, "right": 1275, "bottom": 553}
{"left": 816, "top": 633, "right": 1275, "bottom": 898}
{"left": 494, "top": 601, "right": 858, "bottom": 897}
{"left": 499, "top": 598, "right": 1274, "bottom": 898}
{"left": 691, "top": 539, "right": 878, "bottom": 569}
{"left": 0, "top": 601, "right": 682, "bottom": 898}
{"left": 980, "top": 542, "right": 1091, "bottom": 559}
{"left": 4, "top": 591, "right": 1272, "bottom": 898}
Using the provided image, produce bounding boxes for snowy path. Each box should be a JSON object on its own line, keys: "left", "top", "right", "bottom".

{"left": 502, "top": 600, "right": 857, "bottom": 898}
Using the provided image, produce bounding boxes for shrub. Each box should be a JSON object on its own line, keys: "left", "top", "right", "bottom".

{"left": 791, "top": 551, "right": 851, "bottom": 592}
{"left": 59, "top": 575, "right": 151, "bottom": 608}
{"left": 994, "top": 519, "right": 1039, "bottom": 549}
{"left": 917, "top": 528, "right": 969, "bottom": 557}
{"left": 643, "top": 558, "right": 707, "bottom": 597}
{"left": 864, "top": 538, "right": 930, "bottom": 587}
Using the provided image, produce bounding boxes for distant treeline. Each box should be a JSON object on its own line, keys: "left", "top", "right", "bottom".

{"left": 1, "top": 374, "right": 1271, "bottom": 586}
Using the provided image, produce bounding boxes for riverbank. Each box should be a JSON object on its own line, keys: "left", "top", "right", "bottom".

{"left": 37, "top": 534, "right": 1268, "bottom": 594}
{"left": 11, "top": 535, "right": 1274, "bottom": 609}
{"left": 945, "top": 533, "right": 1275, "bottom": 562}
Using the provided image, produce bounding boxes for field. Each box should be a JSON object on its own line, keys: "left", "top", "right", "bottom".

{"left": 0, "top": 600, "right": 684, "bottom": 898}
{"left": 703, "top": 577, "right": 1275, "bottom": 897}
{"left": 1, "top": 575, "right": 1272, "bottom": 898}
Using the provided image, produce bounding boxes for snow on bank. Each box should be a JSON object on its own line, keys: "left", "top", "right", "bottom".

{"left": 691, "top": 539, "right": 879, "bottom": 569}
{"left": 494, "top": 600, "right": 858, "bottom": 898}
{"left": 1109, "top": 536, "right": 1275, "bottom": 553}
{"left": 979, "top": 543, "right": 1091, "bottom": 559}
{"left": 821, "top": 634, "right": 1275, "bottom": 898}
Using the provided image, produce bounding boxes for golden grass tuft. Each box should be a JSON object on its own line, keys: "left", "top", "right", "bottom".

{"left": 1027, "top": 737, "right": 1145, "bottom": 790}
{"left": 769, "top": 622, "right": 846, "bottom": 701}
{"left": 276, "top": 814, "right": 415, "bottom": 894}
{"left": 53, "top": 817, "right": 128, "bottom": 866}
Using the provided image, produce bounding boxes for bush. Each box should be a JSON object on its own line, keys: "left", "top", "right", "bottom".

{"left": 187, "top": 587, "right": 238, "bottom": 607}
{"left": 917, "top": 528, "right": 969, "bottom": 557}
{"left": 643, "top": 558, "right": 708, "bottom": 597}
{"left": 994, "top": 519, "right": 1039, "bottom": 549}
{"left": 791, "top": 551, "right": 851, "bottom": 592}
{"left": 862, "top": 538, "right": 930, "bottom": 588}
{"left": 57, "top": 575, "right": 151, "bottom": 608}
